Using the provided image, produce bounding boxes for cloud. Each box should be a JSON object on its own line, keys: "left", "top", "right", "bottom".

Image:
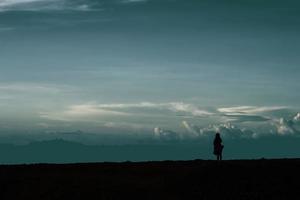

{"left": 0, "top": 0, "right": 51, "bottom": 10}
{"left": 218, "top": 108, "right": 300, "bottom": 136}
{"left": 182, "top": 120, "right": 255, "bottom": 138}
{"left": 0, "top": 83, "right": 64, "bottom": 93}
{"left": 218, "top": 106, "right": 290, "bottom": 124}
{"left": 121, "top": 0, "right": 148, "bottom": 3}
{"left": 294, "top": 113, "right": 300, "bottom": 121}
{"left": 75, "top": 4, "right": 90, "bottom": 11}
{"left": 0, "top": 27, "right": 14, "bottom": 32}
{"left": 103, "top": 122, "right": 143, "bottom": 129}
{"left": 218, "top": 106, "right": 287, "bottom": 115}
{"left": 38, "top": 101, "right": 300, "bottom": 139}
{"left": 65, "top": 102, "right": 212, "bottom": 117}
{"left": 40, "top": 103, "right": 130, "bottom": 121}
{"left": 182, "top": 121, "right": 202, "bottom": 137}
{"left": 38, "top": 102, "right": 213, "bottom": 132}
{"left": 64, "top": 104, "right": 129, "bottom": 116}
{"left": 0, "top": 0, "right": 47, "bottom": 7}
{"left": 168, "top": 102, "right": 213, "bottom": 116}
{"left": 36, "top": 122, "right": 51, "bottom": 128}
{"left": 273, "top": 117, "right": 300, "bottom": 135}
{"left": 223, "top": 114, "right": 270, "bottom": 123}
{"left": 213, "top": 123, "right": 255, "bottom": 138}
{"left": 88, "top": 102, "right": 160, "bottom": 109}
{"left": 276, "top": 118, "right": 296, "bottom": 135}
{"left": 203, "top": 123, "right": 255, "bottom": 138}
{"left": 153, "top": 127, "right": 180, "bottom": 141}
{"left": 0, "top": 0, "right": 97, "bottom": 12}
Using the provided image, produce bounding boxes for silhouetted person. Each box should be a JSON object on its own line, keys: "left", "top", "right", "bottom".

{"left": 213, "top": 133, "right": 224, "bottom": 160}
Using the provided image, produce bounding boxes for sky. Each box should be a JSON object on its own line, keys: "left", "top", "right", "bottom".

{"left": 0, "top": 0, "right": 300, "bottom": 151}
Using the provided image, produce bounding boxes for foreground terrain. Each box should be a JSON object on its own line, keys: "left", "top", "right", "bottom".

{"left": 0, "top": 159, "right": 299, "bottom": 199}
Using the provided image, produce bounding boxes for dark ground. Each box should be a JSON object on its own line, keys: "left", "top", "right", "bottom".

{"left": 0, "top": 159, "right": 299, "bottom": 200}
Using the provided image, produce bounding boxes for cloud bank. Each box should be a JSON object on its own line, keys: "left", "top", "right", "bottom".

{"left": 182, "top": 121, "right": 255, "bottom": 139}
{"left": 38, "top": 101, "right": 300, "bottom": 140}
{"left": 40, "top": 102, "right": 213, "bottom": 121}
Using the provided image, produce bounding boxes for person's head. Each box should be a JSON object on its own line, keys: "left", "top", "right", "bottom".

{"left": 215, "top": 133, "right": 220, "bottom": 138}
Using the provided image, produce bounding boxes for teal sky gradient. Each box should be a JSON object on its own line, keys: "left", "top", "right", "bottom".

{"left": 0, "top": 0, "right": 300, "bottom": 148}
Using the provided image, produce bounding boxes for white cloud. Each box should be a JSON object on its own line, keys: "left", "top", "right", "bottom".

{"left": 182, "top": 121, "right": 255, "bottom": 138}
{"left": 294, "top": 113, "right": 300, "bottom": 121}
{"left": 0, "top": 83, "right": 64, "bottom": 93}
{"left": 40, "top": 103, "right": 130, "bottom": 121}
{"left": 0, "top": 0, "right": 47, "bottom": 7}
{"left": 0, "top": 0, "right": 53, "bottom": 11}
{"left": 65, "top": 104, "right": 129, "bottom": 116}
{"left": 76, "top": 4, "right": 90, "bottom": 11}
{"left": 182, "top": 121, "right": 201, "bottom": 137}
{"left": 38, "top": 102, "right": 213, "bottom": 129}
{"left": 218, "top": 107, "right": 300, "bottom": 136}
{"left": 213, "top": 123, "right": 255, "bottom": 138}
{"left": 73, "top": 102, "right": 212, "bottom": 117}
{"left": 218, "top": 106, "right": 287, "bottom": 115}
{"left": 275, "top": 118, "right": 296, "bottom": 135}
{"left": 222, "top": 114, "right": 270, "bottom": 123}
{"left": 103, "top": 122, "right": 143, "bottom": 129}
{"left": 168, "top": 102, "right": 213, "bottom": 116}
{"left": 154, "top": 127, "right": 180, "bottom": 141}
{"left": 91, "top": 102, "right": 160, "bottom": 109}
{"left": 39, "top": 101, "right": 300, "bottom": 139}
{"left": 0, "top": 0, "right": 96, "bottom": 11}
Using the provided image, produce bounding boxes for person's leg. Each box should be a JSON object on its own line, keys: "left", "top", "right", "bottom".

{"left": 217, "top": 155, "right": 220, "bottom": 160}
{"left": 220, "top": 154, "right": 222, "bottom": 161}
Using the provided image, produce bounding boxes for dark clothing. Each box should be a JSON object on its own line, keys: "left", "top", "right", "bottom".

{"left": 213, "top": 134, "right": 224, "bottom": 160}
{"left": 213, "top": 137, "right": 224, "bottom": 155}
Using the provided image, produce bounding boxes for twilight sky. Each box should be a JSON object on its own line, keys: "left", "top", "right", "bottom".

{"left": 0, "top": 0, "right": 300, "bottom": 146}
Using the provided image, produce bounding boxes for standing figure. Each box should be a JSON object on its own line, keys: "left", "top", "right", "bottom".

{"left": 213, "top": 133, "right": 224, "bottom": 161}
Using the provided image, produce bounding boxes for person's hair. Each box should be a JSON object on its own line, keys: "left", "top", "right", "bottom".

{"left": 215, "top": 132, "right": 220, "bottom": 138}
